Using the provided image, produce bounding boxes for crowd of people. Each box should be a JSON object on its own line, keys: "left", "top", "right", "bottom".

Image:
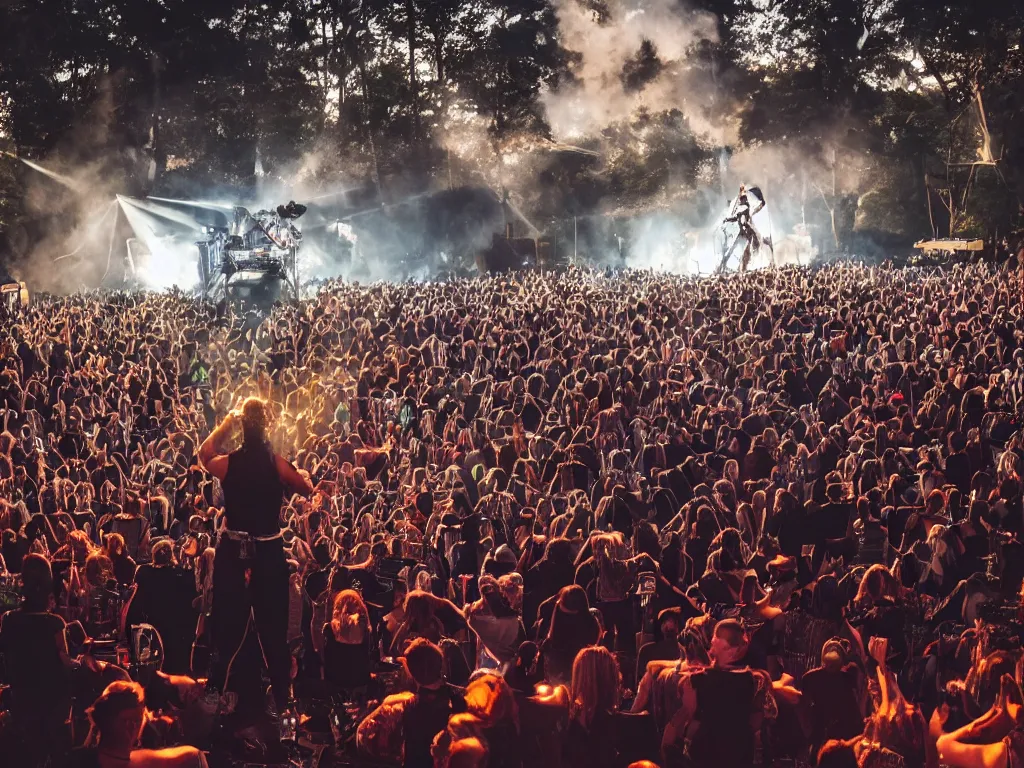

{"left": 2, "top": 261, "right": 1024, "bottom": 767}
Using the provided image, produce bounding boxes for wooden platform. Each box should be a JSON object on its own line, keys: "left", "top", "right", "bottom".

{"left": 914, "top": 239, "right": 985, "bottom": 253}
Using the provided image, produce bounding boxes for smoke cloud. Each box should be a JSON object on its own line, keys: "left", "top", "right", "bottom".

{"left": 541, "top": 0, "right": 734, "bottom": 145}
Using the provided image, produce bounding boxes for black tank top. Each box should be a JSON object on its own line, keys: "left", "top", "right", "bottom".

{"left": 689, "top": 667, "right": 758, "bottom": 767}
{"left": 222, "top": 442, "right": 284, "bottom": 537}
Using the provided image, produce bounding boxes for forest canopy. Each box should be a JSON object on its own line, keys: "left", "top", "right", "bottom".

{"left": 0, "top": 0, "right": 1021, "bottom": 271}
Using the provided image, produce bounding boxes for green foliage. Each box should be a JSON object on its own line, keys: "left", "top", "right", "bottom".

{"left": 0, "top": 0, "right": 1020, "bottom": 265}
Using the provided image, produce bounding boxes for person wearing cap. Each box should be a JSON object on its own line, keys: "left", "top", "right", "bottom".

{"left": 635, "top": 608, "right": 684, "bottom": 683}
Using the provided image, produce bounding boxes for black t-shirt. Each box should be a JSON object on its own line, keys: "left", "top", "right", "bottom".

{"left": 800, "top": 665, "right": 863, "bottom": 748}
{"left": 331, "top": 563, "right": 386, "bottom": 608}
{"left": 0, "top": 609, "right": 71, "bottom": 711}
{"left": 322, "top": 625, "right": 372, "bottom": 690}
{"left": 816, "top": 501, "right": 853, "bottom": 542}
{"left": 222, "top": 444, "right": 284, "bottom": 536}
{"left": 450, "top": 541, "right": 480, "bottom": 600}
{"left": 402, "top": 684, "right": 466, "bottom": 768}
{"left": 689, "top": 666, "right": 760, "bottom": 767}
{"left": 852, "top": 600, "right": 908, "bottom": 670}
{"left": 130, "top": 564, "right": 197, "bottom": 638}
{"left": 945, "top": 452, "right": 972, "bottom": 495}
{"left": 774, "top": 506, "right": 808, "bottom": 557}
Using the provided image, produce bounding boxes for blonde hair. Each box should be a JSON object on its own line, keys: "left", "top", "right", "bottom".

{"left": 571, "top": 645, "right": 621, "bottom": 728}
{"left": 68, "top": 529, "right": 95, "bottom": 564}
{"left": 465, "top": 673, "right": 519, "bottom": 728}
{"left": 855, "top": 563, "right": 900, "bottom": 607}
{"left": 330, "top": 589, "right": 370, "bottom": 637}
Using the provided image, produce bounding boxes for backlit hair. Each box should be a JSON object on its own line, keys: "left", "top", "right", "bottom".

{"left": 239, "top": 396, "right": 270, "bottom": 446}
{"left": 152, "top": 539, "right": 176, "bottom": 566}
{"left": 67, "top": 529, "right": 95, "bottom": 563}
{"left": 571, "top": 645, "right": 621, "bottom": 729}
{"left": 855, "top": 563, "right": 899, "bottom": 607}
{"left": 84, "top": 552, "right": 113, "bottom": 588}
{"left": 446, "top": 712, "right": 487, "bottom": 742}
{"left": 591, "top": 531, "right": 626, "bottom": 561}
{"left": 330, "top": 589, "right": 370, "bottom": 636}
{"left": 85, "top": 680, "right": 146, "bottom": 747}
{"left": 464, "top": 672, "right": 519, "bottom": 728}
{"left": 105, "top": 532, "right": 125, "bottom": 558}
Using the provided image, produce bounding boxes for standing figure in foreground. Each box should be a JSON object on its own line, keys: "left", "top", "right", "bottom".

{"left": 198, "top": 397, "right": 313, "bottom": 728}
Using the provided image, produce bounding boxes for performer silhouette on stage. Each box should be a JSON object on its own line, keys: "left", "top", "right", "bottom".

{"left": 717, "top": 185, "right": 772, "bottom": 273}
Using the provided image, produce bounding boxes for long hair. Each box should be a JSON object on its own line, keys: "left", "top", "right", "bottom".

{"left": 330, "top": 589, "right": 370, "bottom": 639}
{"left": 465, "top": 672, "right": 519, "bottom": 730}
{"left": 570, "top": 645, "right": 621, "bottom": 729}
{"left": 592, "top": 532, "right": 629, "bottom": 598}
{"left": 445, "top": 738, "right": 488, "bottom": 768}
{"left": 105, "top": 532, "right": 125, "bottom": 558}
{"left": 67, "top": 529, "right": 95, "bottom": 564}
{"left": 855, "top": 563, "right": 899, "bottom": 608}
{"left": 85, "top": 552, "right": 113, "bottom": 589}
{"left": 84, "top": 680, "right": 146, "bottom": 747}
{"left": 964, "top": 651, "right": 1016, "bottom": 720}
{"left": 401, "top": 590, "right": 444, "bottom": 643}
{"left": 446, "top": 712, "right": 488, "bottom": 742}
{"left": 546, "top": 585, "right": 597, "bottom": 648}
{"left": 863, "top": 669, "right": 924, "bottom": 756}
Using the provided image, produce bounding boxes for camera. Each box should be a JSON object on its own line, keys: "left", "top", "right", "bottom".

{"left": 637, "top": 572, "right": 657, "bottom": 597}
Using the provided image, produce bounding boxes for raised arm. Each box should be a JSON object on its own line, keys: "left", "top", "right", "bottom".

{"left": 198, "top": 412, "right": 237, "bottom": 481}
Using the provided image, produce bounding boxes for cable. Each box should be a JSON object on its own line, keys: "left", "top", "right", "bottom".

{"left": 223, "top": 608, "right": 254, "bottom": 693}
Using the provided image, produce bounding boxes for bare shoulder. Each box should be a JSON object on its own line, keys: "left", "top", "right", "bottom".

{"left": 130, "top": 745, "right": 202, "bottom": 767}
{"left": 381, "top": 691, "right": 416, "bottom": 707}
{"left": 204, "top": 453, "right": 229, "bottom": 481}
{"left": 645, "top": 658, "right": 676, "bottom": 676}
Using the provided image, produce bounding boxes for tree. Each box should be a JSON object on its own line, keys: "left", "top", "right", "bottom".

{"left": 455, "top": 0, "right": 565, "bottom": 139}
{"left": 888, "top": 1, "right": 1024, "bottom": 223}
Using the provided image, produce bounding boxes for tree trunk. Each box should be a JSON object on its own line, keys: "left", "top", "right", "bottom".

{"left": 406, "top": 0, "right": 419, "bottom": 140}
{"left": 920, "top": 51, "right": 954, "bottom": 112}
{"left": 359, "top": 62, "right": 383, "bottom": 203}
{"left": 434, "top": 35, "right": 444, "bottom": 83}
{"left": 149, "top": 53, "right": 165, "bottom": 190}
{"left": 831, "top": 148, "right": 840, "bottom": 250}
